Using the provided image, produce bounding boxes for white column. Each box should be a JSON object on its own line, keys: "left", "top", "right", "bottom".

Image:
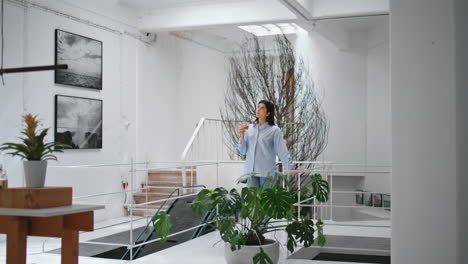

{"left": 391, "top": 0, "right": 458, "bottom": 263}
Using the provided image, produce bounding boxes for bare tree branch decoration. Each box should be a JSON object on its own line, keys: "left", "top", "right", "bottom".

{"left": 220, "top": 35, "right": 329, "bottom": 165}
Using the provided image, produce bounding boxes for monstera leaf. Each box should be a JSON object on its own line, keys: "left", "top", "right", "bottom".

{"left": 286, "top": 220, "right": 315, "bottom": 252}
{"left": 209, "top": 187, "right": 241, "bottom": 217}
{"left": 311, "top": 173, "right": 330, "bottom": 202}
{"left": 240, "top": 187, "right": 263, "bottom": 219}
{"left": 261, "top": 185, "right": 295, "bottom": 219}
{"left": 191, "top": 189, "right": 213, "bottom": 215}
{"left": 152, "top": 211, "right": 171, "bottom": 242}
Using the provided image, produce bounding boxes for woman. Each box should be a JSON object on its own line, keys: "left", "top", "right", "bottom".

{"left": 238, "top": 100, "right": 293, "bottom": 188}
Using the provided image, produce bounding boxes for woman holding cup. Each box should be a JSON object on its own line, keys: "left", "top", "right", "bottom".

{"left": 238, "top": 100, "right": 293, "bottom": 188}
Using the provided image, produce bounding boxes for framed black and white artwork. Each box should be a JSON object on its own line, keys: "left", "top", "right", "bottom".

{"left": 55, "top": 95, "right": 103, "bottom": 149}
{"left": 55, "top": 29, "right": 103, "bottom": 90}
{"left": 372, "top": 193, "right": 383, "bottom": 207}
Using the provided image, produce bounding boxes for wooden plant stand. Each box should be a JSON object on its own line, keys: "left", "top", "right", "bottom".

{"left": 0, "top": 187, "right": 104, "bottom": 264}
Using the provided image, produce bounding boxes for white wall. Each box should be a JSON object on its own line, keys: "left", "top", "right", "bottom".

{"left": 0, "top": 1, "right": 141, "bottom": 221}
{"left": 293, "top": 21, "right": 391, "bottom": 221}
{"left": 391, "top": 0, "right": 458, "bottom": 263}
{"left": 364, "top": 42, "right": 391, "bottom": 193}
{"left": 136, "top": 33, "right": 179, "bottom": 163}
{"left": 295, "top": 31, "right": 367, "bottom": 166}
{"left": 174, "top": 37, "right": 227, "bottom": 158}
{"left": 135, "top": 32, "right": 228, "bottom": 163}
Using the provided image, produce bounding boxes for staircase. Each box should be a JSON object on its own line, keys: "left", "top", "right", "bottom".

{"left": 132, "top": 168, "right": 197, "bottom": 217}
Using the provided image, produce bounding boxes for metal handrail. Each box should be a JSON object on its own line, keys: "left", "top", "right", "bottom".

{"left": 122, "top": 185, "right": 206, "bottom": 260}
{"left": 181, "top": 117, "right": 206, "bottom": 160}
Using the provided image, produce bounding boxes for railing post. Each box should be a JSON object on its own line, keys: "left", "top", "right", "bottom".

{"left": 145, "top": 160, "right": 149, "bottom": 219}
{"left": 297, "top": 168, "right": 301, "bottom": 220}
{"left": 129, "top": 157, "right": 134, "bottom": 260}
{"left": 182, "top": 163, "right": 187, "bottom": 195}
{"left": 330, "top": 163, "right": 334, "bottom": 222}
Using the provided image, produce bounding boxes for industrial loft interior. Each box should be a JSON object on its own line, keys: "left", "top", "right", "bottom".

{"left": 0, "top": 0, "right": 467, "bottom": 264}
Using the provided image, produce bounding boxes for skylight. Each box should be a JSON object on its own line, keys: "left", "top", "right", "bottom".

{"left": 238, "top": 23, "right": 306, "bottom": 36}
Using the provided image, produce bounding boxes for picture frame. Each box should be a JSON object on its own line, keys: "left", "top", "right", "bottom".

{"left": 355, "top": 189, "right": 363, "bottom": 205}
{"left": 364, "top": 192, "right": 373, "bottom": 207}
{"left": 372, "top": 193, "right": 383, "bottom": 207}
{"left": 383, "top": 194, "right": 391, "bottom": 210}
{"left": 55, "top": 95, "right": 103, "bottom": 149}
{"left": 55, "top": 29, "right": 103, "bottom": 90}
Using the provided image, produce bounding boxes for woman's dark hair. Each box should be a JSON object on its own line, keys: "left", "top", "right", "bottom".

{"left": 256, "top": 100, "right": 275, "bottom": 126}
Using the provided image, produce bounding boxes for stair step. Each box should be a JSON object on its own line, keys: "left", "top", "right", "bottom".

{"left": 142, "top": 186, "right": 179, "bottom": 193}
{"left": 148, "top": 174, "right": 196, "bottom": 182}
{"left": 148, "top": 169, "right": 197, "bottom": 174}
{"left": 133, "top": 192, "right": 174, "bottom": 204}
{"left": 133, "top": 192, "right": 172, "bottom": 199}
{"left": 143, "top": 181, "right": 198, "bottom": 188}
{"left": 144, "top": 180, "right": 184, "bottom": 187}
{"left": 131, "top": 167, "right": 198, "bottom": 216}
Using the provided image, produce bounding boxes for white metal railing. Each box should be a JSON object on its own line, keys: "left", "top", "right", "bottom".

{"left": 290, "top": 162, "right": 391, "bottom": 227}
{"left": 40, "top": 160, "right": 218, "bottom": 260}
{"left": 33, "top": 159, "right": 390, "bottom": 261}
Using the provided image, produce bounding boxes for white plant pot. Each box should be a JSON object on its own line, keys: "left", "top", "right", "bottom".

{"left": 225, "top": 239, "right": 279, "bottom": 264}
{"left": 23, "top": 160, "right": 47, "bottom": 188}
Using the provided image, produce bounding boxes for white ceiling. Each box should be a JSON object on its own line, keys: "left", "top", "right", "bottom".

{"left": 115, "top": 0, "right": 389, "bottom": 53}
{"left": 118, "top": 0, "right": 254, "bottom": 11}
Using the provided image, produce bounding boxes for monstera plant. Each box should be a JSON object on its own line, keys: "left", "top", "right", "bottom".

{"left": 152, "top": 172, "right": 330, "bottom": 264}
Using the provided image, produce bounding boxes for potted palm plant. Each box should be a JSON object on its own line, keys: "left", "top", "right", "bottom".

{"left": 0, "top": 114, "right": 69, "bottom": 187}
{"left": 152, "top": 172, "right": 330, "bottom": 264}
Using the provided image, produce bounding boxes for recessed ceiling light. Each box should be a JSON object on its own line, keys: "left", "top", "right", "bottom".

{"left": 238, "top": 23, "right": 306, "bottom": 36}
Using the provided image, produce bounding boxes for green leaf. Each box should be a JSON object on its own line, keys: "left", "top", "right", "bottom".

{"left": 240, "top": 187, "right": 262, "bottom": 219}
{"left": 253, "top": 247, "right": 273, "bottom": 264}
{"left": 210, "top": 188, "right": 241, "bottom": 217}
{"left": 286, "top": 220, "right": 315, "bottom": 252}
{"left": 261, "top": 185, "right": 294, "bottom": 219}
{"left": 1, "top": 118, "right": 69, "bottom": 161}
{"left": 311, "top": 174, "right": 330, "bottom": 202}
{"left": 229, "top": 230, "right": 244, "bottom": 251}
{"left": 152, "top": 211, "right": 172, "bottom": 242}
{"left": 191, "top": 189, "right": 213, "bottom": 215}
{"left": 275, "top": 171, "right": 291, "bottom": 189}
{"left": 286, "top": 231, "right": 297, "bottom": 252}
{"left": 316, "top": 219, "right": 326, "bottom": 247}
{"left": 219, "top": 219, "right": 236, "bottom": 242}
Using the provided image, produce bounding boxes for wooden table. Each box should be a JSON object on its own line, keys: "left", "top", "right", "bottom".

{"left": 0, "top": 204, "right": 104, "bottom": 264}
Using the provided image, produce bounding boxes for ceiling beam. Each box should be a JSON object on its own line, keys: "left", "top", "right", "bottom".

{"left": 137, "top": 1, "right": 297, "bottom": 32}
{"left": 279, "top": 0, "right": 389, "bottom": 21}
{"left": 278, "top": 0, "right": 314, "bottom": 20}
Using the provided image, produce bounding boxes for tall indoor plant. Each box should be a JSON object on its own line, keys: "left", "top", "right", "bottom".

{"left": 0, "top": 114, "right": 68, "bottom": 187}
{"left": 153, "top": 172, "right": 330, "bottom": 264}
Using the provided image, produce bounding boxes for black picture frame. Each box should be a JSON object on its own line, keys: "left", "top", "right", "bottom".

{"left": 55, "top": 95, "right": 103, "bottom": 149}
{"left": 355, "top": 189, "right": 364, "bottom": 205}
{"left": 372, "top": 193, "right": 383, "bottom": 207}
{"left": 55, "top": 29, "right": 103, "bottom": 90}
{"left": 364, "top": 192, "right": 373, "bottom": 207}
{"left": 383, "top": 194, "right": 391, "bottom": 210}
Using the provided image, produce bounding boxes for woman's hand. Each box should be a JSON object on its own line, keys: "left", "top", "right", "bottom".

{"left": 238, "top": 123, "right": 249, "bottom": 143}
{"left": 238, "top": 123, "right": 249, "bottom": 135}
